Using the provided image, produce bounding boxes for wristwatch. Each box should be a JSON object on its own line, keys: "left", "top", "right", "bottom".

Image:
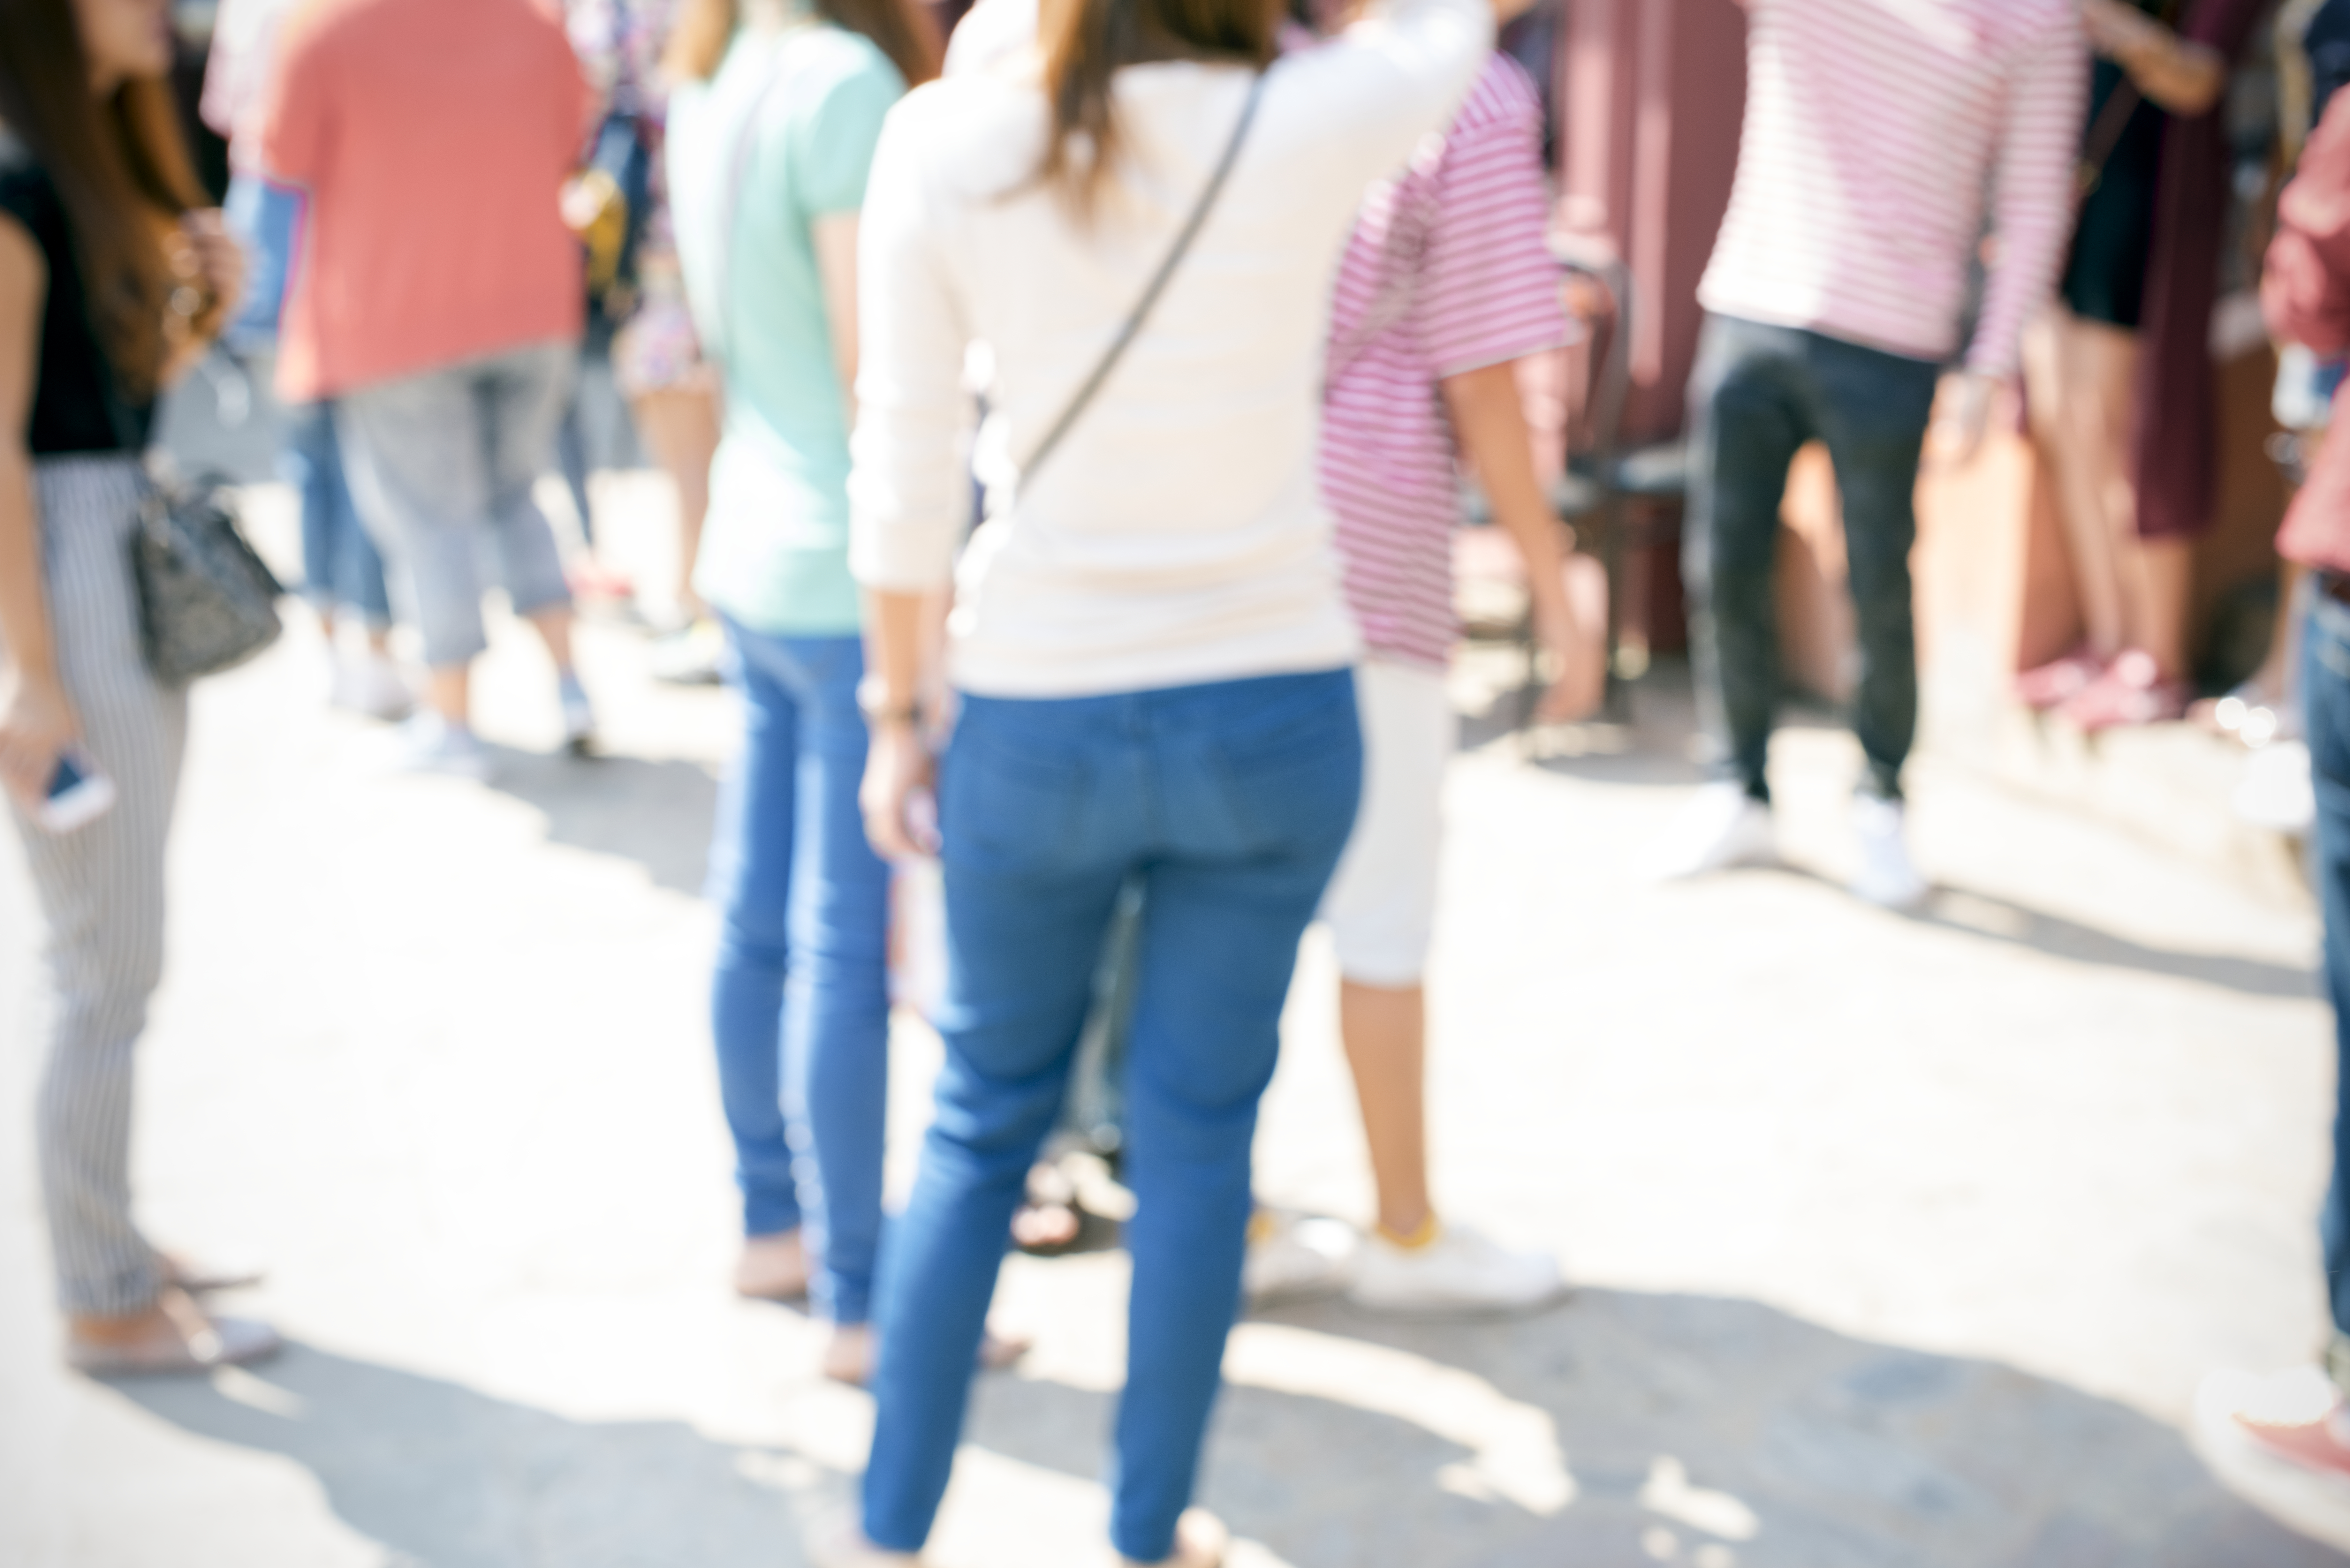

{"left": 856, "top": 678, "right": 922, "bottom": 728}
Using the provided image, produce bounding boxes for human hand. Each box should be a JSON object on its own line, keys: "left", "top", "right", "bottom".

{"left": 0, "top": 666, "right": 77, "bottom": 811}
{"left": 1926, "top": 371, "right": 1997, "bottom": 468}
{"left": 177, "top": 209, "right": 244, "bottom": 330}
{"left": 860, "top": 720, "right": 940, "bottom": 859}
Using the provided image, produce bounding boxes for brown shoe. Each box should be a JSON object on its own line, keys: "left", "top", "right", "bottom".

{"left": 66, "top": 1287, "right": 281, "bottom": 1377}
{"left": 735, "top": 1230, "right": 811, "bottom": 1301}
{"left": 1120, "top": 1509, "right": 1229, "bottom": 1568}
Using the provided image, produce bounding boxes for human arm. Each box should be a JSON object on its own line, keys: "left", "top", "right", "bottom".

{"left": 159, "top": 208, "right": 246, "bottom": 388}
{"left": 0, "top": 215, "right": 70, "bottom": 810}
{"left": 1280, "top": 0, "right": 1494, "bottom": 194}
{"left": 1954, "top": 11, "right": 2088, "bottom": 445}
{"left": 847, "top": 94, "right": 971, "bottom": 854}
{"left": 2084, "top": 0, "right": 2227, "bottom": 115}
{"left": 2266, "top": 89, "right": 2350, "bottom": 355}
{"left": 1443, "top": 362, "right": 1598, "bottom": 720}
{"left": 815, "top": 213, "right": 860, "bottom": 422}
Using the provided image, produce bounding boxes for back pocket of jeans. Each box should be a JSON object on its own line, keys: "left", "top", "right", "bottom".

{"left": 941, "top": 729, "right": 1093, "bottom": 869}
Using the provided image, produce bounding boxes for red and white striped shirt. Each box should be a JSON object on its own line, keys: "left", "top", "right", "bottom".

{"left": 1322, "top": 54, "right": 1569, "bottom": 670}
{"left": 1698, "top": 0, "right": 2085, "bottom": 376}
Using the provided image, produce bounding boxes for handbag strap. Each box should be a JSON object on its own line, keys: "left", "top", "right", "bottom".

{"left": 1020, "top": 69, "right": 1267, "bottom": 484}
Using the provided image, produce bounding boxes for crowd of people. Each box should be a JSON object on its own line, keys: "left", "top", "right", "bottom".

{"left": 10, "top": 0, "right": 2350, "bottom": 1562}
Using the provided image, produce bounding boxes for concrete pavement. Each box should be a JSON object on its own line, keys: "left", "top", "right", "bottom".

{"left": 1, "top": 388, "right": 2346, "bottom": 1563}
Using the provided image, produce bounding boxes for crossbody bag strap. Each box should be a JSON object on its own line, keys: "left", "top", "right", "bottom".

{"left": 1019, "top": 68, "right": 1268, "bottom": 483}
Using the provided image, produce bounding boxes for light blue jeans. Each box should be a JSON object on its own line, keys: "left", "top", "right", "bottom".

{"left": 706, "top": 621, "right": 890, "bottom": 1323}
{"left": 336, "top": 342, "right": 578, "bottom": 668}
{"left": 862, "top": 668, "right": 1362, "bottom": 1562}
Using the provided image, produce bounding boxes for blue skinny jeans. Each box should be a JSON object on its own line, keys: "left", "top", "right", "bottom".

{"left": 2306, "top": 594, "right": 2350, "bottom": 1381}
{"left": 861, "top": 668, "right": 1362, "bottom": 1563}
{"left": 282, "top": 399, "right": 392, "bottom": 629}
{"left": 707, "top": 621, "right": 890, "bottom": 1324}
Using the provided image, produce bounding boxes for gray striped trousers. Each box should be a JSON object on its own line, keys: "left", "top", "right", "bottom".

{"left": 10, "top": 456, "right": 185, "bottom": 1318}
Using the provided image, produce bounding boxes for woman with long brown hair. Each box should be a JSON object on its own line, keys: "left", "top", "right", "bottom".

{"left": 662, "top": 0, "right": 945, "bottom": 1384}
{"left": 837, "top": 0, "right": 1490, "bottom": 1555}
{"left": 0, "top": 0, "right": 262, "bottom": 1373}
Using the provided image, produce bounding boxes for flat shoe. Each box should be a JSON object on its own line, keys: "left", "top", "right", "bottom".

{"left": 68, "top": 1311, "right": 280, "bottom": 1376}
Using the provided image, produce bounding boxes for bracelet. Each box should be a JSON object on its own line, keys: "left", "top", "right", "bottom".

{"left": 856, "top": 679, "right": 922, "bottom": 728}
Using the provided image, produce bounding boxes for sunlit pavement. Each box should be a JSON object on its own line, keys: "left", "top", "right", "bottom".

{"left": 3, "top": 384, "right": 2347, "bottom": 1564}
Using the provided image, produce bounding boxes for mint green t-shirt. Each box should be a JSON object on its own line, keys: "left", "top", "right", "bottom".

{"left": 667, "top": 24, "right": 905, "bottom": 637}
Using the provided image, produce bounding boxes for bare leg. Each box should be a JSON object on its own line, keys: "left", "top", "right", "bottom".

{"left": 2026, "top": 313, "right": 2133, "bottom": 658}
{"left": 527, "top": 604, "right": 579, "bottom": 675}
{"left": 426, "top": 663, "right": 470, "bottom": 727}
{"left": 2129, "top": 536, "right": 2194, "bottom": 680}
{"left": 628, "top": 384, "right": 721, "bottom": 618}
{"left": 1338, "top": 980, "right": 1433, "bottom": 1239}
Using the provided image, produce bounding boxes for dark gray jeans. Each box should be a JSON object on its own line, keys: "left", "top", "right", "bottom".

{"left": 1682, "top": 314, "right": 1942, "bottom": 802}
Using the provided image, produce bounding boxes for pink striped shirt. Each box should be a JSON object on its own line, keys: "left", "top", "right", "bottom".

{"left": 1698, "top": 0, "right": 2085, "bottom": 375}
{"left": 1323, "top": 53, "right": 1569, "bottom": 670}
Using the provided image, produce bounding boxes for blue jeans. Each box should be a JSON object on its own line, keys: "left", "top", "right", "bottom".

{"left": 282, "top": 400, "right": 391, "bottom": 628}
{"left": 223, "top": 174, "right": 298, "bottom": 351}
{"left": 337, "top": 342, "right": 578, "bottom": 668}
{"left": 707, "top": 622, "right": 890, "bottom": 1324}
{"left": 862, "top": 669, "right": 1362, "bottom": 1562}
{"left": 2306, "top": 595, "right": 2350, "bottom": 1378}
{"left": 1684, "top": 314, "right": 1942, "bottom": 802}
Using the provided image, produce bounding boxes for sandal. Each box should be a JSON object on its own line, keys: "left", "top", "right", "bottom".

{"left": 2058, "top": 650, "right": 2191, "bottom": 732}
{"left": 157, "top": 1251, "right": 263, "bottom": 1296}
{"left": 2016, "top": 645, "right": 2106, "bottom": 710}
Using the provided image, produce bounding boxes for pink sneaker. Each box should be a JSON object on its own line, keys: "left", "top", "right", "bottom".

{"left": 2057, "top": 650, "right": 2190, "bottom": 732}
{"left": 2015, "top": 645, "right": 2105, "bottom": 710}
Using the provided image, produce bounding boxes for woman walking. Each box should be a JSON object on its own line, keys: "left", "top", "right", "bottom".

{"left": 838, "top": 0, "right": 1491, "bottom": 1556}
{"left": 663, "top": 0, "right": 938, "bottom": 1382}
{"left": 0, "top": 0, "right": 270, "bottom": 1373}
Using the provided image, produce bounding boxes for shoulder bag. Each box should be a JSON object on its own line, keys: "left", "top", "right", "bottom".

{"left": 132, "top": 462, "right": 284, "bottom": 686}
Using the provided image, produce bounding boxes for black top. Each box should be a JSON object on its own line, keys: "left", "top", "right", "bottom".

{"left": 0, "top": 133, "right": 154, "bottom": 454}
{"left": 2058, "top": 0, "right": 2171, "bottom": 331}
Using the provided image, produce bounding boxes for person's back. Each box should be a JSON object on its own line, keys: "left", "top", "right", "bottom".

{"left": 1701, "top": 0, "right": 2080, "bottom": 373}
{"left": 852, "top": 0, "right": 1489, "bottom": 696}
{"left": 263, "top": 0, "right": 587, "bottom": 402}
{"left": 669, "top": 21, "right": 903, "bottom": 634}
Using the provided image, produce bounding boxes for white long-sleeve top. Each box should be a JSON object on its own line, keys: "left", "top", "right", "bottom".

{"left": 847, "top": 0, "right": 1492, "bottom": 697}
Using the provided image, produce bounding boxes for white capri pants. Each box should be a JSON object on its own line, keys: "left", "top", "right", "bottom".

{"left": 1319, "top": 658, "right": 1454, "bottom": 987}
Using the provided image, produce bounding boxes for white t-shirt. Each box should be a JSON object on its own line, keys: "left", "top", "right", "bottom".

{"left": 847, "top": 0, "right": 1491, "bottom": 697}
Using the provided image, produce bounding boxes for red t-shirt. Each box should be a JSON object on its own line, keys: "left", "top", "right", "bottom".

{"left": 261, "top": 0, "right": 588, "bottom": 401}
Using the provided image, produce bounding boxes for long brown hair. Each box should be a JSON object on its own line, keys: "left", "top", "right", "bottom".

{"left": 1040, "top": 0, "right": 1276, "bottom": 208}
{"left": 666, "top": 0, "right": 942, "bottom": 93}
{"left": 0, "top": 0, "right": 211, "bottom": 399}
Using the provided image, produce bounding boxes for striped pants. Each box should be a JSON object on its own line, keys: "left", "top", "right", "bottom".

{"left": 9, "top": 456, "right": 185, "bottom": 1318}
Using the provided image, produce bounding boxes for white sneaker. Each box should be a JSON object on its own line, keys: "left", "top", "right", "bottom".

{"left": 1346, "top": 1222, "right": 1564, "bottom": 1318}
{"left": 1652, "top": 781, "right": 1776, "bottom": 880}
{"left": 395, "top": 713, "right": 493, "bottom": 782}
{"left": 1243, "top": 1210, "right": 1359, "bottom": 1306}
{"left": 559, "top": 685, "right": 596, "bottom": 757}
{"left": 331, "top": 654, "right": 413, "bottom": 722}
{"left": 1850, "top": 795, "right": 1929, "bottom": 910}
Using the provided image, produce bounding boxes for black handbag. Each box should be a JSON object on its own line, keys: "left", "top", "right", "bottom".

{"left": 131, "top": 469, "right": 284, "bottom": 686}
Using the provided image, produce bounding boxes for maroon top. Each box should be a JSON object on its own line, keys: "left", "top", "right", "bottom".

{"left": 2133, "top": 0, "right": 2267, "bottom": 542}
{"left": 2265, "top": 89, "right": 2350, "bottom": 574}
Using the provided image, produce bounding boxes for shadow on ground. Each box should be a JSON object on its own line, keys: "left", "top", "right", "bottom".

{"left": 118, "top": 1345, "right": 829, "bottom": 1568}
{"left": 113, "top": 1291, "right": 2344, "bottom": 1567}
{"left": 488, "top": 749, "right": 720, "bottom": 897}
{"left": 986, "top": 1288, "right": 2344, "bottom": 1568}
{"left": 1922, "top": 884, "right": 2316, "bottom": 1001}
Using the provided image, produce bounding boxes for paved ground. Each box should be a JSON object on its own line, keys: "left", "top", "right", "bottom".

{"left": 2, "top": 376, "right": 2348, "bottom": 1566}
